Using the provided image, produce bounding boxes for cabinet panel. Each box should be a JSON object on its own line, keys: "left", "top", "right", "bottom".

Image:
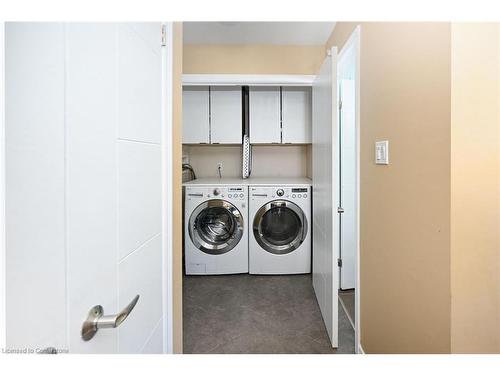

{"left": 249, "top": 87, "right": 281, "bottom": 144}
{"left": 210, "top": 86, "right": 242, "bottom": 144}
{"left": 282, "top": 86, "right": 312, "bottom": 144}
{"left": 182, "top": 86, "right": 209, "bottom": 144}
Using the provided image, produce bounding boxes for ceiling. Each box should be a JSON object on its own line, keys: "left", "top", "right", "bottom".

{"left": 183, "top": 22, "right": 336, "bottom": 45}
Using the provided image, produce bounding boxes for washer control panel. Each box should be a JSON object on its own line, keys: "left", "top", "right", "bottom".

{"left": 226, "top": 187, "right": 246, "bottom": 200}
{"left": 186, "top": 186, "right": 247, "bottom": 201}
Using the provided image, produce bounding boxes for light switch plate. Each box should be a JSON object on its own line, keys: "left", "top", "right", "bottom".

{"left": 375, "top": 140, "right": 389, "bottom": 165}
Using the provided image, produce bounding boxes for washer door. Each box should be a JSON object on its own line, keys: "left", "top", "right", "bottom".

{"left": 189, "top": 199, "right": 244, "bottom": 255}
{"left": 253, "top": 200, "right": 308, "bottom": 255}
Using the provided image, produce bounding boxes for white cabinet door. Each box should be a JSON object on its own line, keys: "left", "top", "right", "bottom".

{"left": 312, "top": 48, "right": 339, "bottom": 348}
{"left": 249, "top": 87, "right": 281, "bottom": 144}
{"left": 182, "top": 86, "right": 210, "bottom": 144}
{"left": 282, "top": 86, "right": 312, "bottom": 144}
{"left": 210, "top": 86, "right": 242, "bottom": 144}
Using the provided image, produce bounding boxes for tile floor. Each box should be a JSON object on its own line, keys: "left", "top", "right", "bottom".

{"left": 183, "top": 274, "right": 355, "bottom": 354}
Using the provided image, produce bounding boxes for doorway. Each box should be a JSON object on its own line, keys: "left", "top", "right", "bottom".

{"left": 180, "top": 22, "right": 358, "bottom": 354}
{"left": 336, "top": 26, "right": 361, "bottom": 353}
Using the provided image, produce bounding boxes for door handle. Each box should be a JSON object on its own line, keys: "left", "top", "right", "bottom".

{"left": 271, "top": 202, "right": 286, "bottom": 208}
{"left": 81, "top": 295, "right": 140, "bottom": 341}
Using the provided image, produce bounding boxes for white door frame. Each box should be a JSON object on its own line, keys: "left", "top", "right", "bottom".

{"left": 337, "top": 25, "right": 361, "bottom": 354}
{"left": 0, "top": 21, "right": 6, "bottom": 350}
{"left": 161, "top": 22, "right": 174, "bottom": 354}
{"left": 0, "top": 22, "right": 174, "bottom": 354}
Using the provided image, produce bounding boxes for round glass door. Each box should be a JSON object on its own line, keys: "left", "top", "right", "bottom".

{"left": 253, "top": 200, "right": 307, "bottom": 255}
{"left": 189, "top": 199, "right": 244, "bottom": 255}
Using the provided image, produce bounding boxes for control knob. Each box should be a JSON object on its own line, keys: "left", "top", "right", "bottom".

{"left": 276, "top": 189, "right": 285, "bottom": 197}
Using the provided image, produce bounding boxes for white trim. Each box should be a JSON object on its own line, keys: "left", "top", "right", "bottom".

{"left": 182, "top": 74, "right": 315, "bottom": 87}
{"left": 330, "top": 46, "right": 339, "bottom": 349}
{"left": 358, "top": 344, "right": 365, "bottom": 354}
{"left": 0, "top": 22, "right": 6, "bottom": 350}
{"left": 338, "top": 25, "right": 361, "bottom": 354}
{"left": 161, "top": 22, "right": 174, "bottom": 354}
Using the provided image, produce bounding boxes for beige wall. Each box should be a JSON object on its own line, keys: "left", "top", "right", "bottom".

{"left": 450, "top": 23, "right": 500, "bottom": 353}
{"left": 183, "top": 44, "right": 325, "bottom": 74}
{"left": 327, "top": 23, "right": 452, "bottom": 353}
{"left": 172, "top": 22, "right": 183, "bottom": 354}
{"left": 184, "top": 145, "right": 310, "bottom": 179}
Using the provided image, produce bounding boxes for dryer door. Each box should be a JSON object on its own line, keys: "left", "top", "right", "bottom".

{"left": 189, "top": 199, "right": 244, "bottom": 255}
{"left": 253, "top": 200, "right": 308, "bottom": 255}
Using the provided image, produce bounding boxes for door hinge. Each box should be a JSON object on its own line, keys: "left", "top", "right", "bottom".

{"left": 337, "top": 207, "right": 344, "bottom": 214}
{"left": 161, "top": 24, "right": 167, "bottom": 46}
{"left": 339, "top": 100, "right": 343, "bottom": 110}
{"left": 338, "top": 258, "right": 343, "bottom": 267}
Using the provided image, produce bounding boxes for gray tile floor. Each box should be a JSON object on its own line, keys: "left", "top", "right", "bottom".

{"left": 183, "top": 274, "right": 355, "bottom": 354}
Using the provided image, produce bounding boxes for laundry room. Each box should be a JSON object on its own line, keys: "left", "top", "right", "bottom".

{"left": 180, "top": 22, "right": 359, "bottom": 354}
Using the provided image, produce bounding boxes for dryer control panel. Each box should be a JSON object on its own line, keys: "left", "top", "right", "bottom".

{"left": 250, "top": 186, "right": 310, "bottom": 200}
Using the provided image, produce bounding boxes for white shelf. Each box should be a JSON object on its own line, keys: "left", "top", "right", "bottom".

{"left": 183, "top": 176, "right": 312, "bottom": 187}
{"left": 182, "top": 74, "right": 315, "bottom": 87}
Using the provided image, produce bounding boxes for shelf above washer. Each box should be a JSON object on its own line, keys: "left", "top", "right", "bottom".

{"left": 182, "top": 74, "right": 315, "bottom": 87}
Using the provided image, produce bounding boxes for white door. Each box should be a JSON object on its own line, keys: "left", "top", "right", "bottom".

{"left": 210, "top": 86, "right": 242, "bottom": 144}
{"left": 5, "top": 23, "right": 166, "bottom": 354}
{"left": 249, "top": 86, "right": 281, "bottom": 144}
{"left": 282, "top": 87, "right": 312, "bottom": 144}
{"left": 312, "top": 48, "right": 339, "bottom": 348}
{"left": 339, "top": 79, "right": 356, "bottom": 290}
{"left": 182, "top": 86, "right": 210, "bottom": 144}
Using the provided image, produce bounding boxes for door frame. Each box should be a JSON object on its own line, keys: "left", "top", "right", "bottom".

{"left": 0, "top": 22, "right": 175, "bottom": 354}
{"left": 337, "top": 25, "right": 361, "bottom": 354}
{"left": 1, "top": 21, "right": 6, "bottom": 350}
{"left": 161, "top": 22, "right": 175, "bottom": 354}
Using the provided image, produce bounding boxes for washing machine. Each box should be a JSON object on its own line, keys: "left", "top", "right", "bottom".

{"left": 184, "top": 184, "right": 248, "bottom": 275}
{"left": 249, "top": 185, "right": 311, "bottom": 274}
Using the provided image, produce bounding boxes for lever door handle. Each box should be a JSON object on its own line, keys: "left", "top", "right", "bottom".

{"left": 81, "top": 295, "right": 139, "bottom": 341}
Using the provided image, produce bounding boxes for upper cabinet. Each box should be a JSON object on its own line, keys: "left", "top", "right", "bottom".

{"left": 281, "top": 87, "right": 312, "bottom": 144}
{"left": 182, "top": 84, "right": 311, "bottom": 145}
{"left": 249, "top": 87, "right": 281, "bottom": 144}
{"left": 248, "top": 86, "right": 312, "bottom": 144}
{"left": 210, "top": 86, "right": 242, "bottom": 144}
{"left": 182, "top": 86, "right": 242, "bottom": 144}
{"left": 182, "top": 86, "right": 210, "bottom": 144}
